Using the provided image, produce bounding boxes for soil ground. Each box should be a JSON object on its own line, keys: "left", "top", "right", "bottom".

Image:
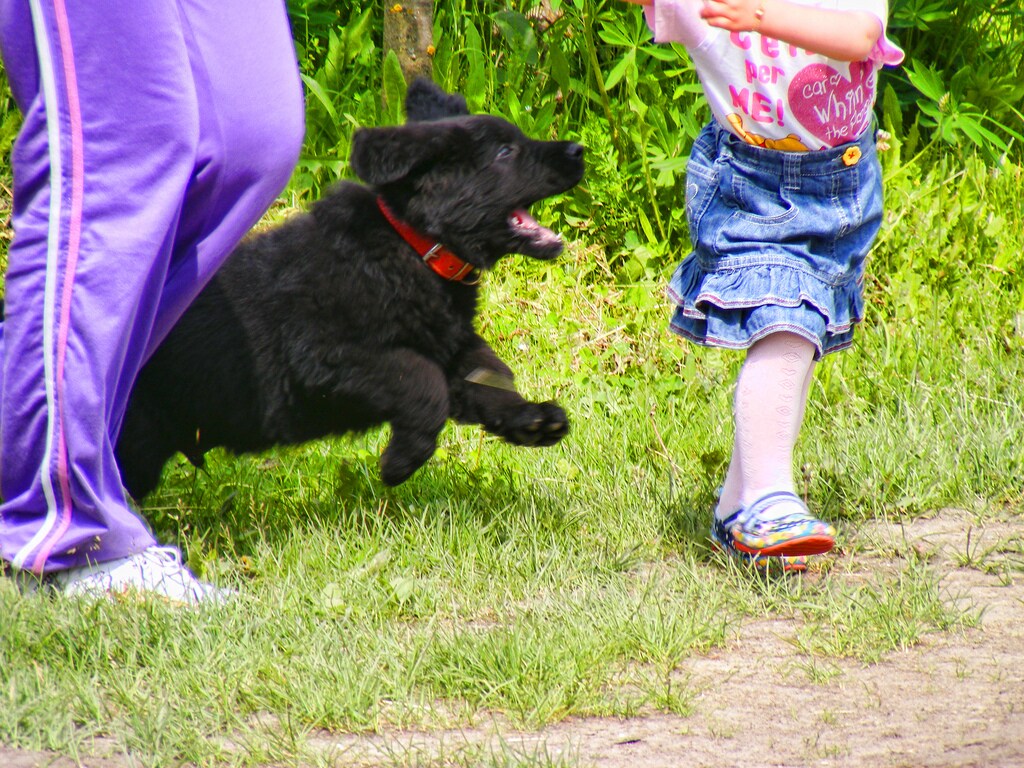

{"left": 4, "top": 508, "right": 1023, "bottom": 768}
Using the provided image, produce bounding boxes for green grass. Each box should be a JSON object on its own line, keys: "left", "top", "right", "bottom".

{"left": 2, "top": 43, "right": 1024, "bottom": 763}
{"left": 1, "top": 149, "right": 1018, "bottom": 765}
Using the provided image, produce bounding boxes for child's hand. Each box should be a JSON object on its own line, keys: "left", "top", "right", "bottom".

{"left": 700, "top": 0, "right": 762, "bottom": 32}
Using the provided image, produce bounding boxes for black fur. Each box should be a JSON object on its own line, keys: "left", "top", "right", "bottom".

{"left": 115, "top": 79, "right": 585, "bottom": 498}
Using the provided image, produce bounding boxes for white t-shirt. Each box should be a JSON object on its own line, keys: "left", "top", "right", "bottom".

{"left": 644, "top": 0, "right": 905, "bottom": 149}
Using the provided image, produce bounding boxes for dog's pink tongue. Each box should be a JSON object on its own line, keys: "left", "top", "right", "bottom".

{"left": 511, "top": 209, "right": 539, "bottom": 229}
{"left": 510, "top": 208, "right": 562, "bottom": 247}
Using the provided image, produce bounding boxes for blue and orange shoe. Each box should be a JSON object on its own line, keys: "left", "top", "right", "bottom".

{"left": 711, "top": 513, "right": 808, "bottom": 573}
{"left": 724, "top": 491, "right": 835, "bottom": 558}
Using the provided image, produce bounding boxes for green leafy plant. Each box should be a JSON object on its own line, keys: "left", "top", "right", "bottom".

{"left": 887, "top": 0, "right": 1024, "bottom": 162}
{"left": 286, "top": 3, "right": 381, "bottom": 199}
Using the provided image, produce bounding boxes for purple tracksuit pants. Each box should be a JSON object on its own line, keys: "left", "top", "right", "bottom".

{"left": 0, "top": 0, "right": 305, "bottom": 574}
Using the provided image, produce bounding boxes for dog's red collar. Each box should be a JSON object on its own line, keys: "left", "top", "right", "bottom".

{"left": 376, "top": 197, "right": 478, "bottom": 285}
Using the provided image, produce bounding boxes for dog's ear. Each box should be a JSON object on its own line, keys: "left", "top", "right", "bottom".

{"left": 405, "top": 77, "right": 470, "bottom": 122}
{"left": 350, "top": 122, "right": 462, "bottom": 186}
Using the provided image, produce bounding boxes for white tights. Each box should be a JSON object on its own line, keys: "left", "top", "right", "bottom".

{"left": 716, "top": 332, "right": 817, "bottom": 520}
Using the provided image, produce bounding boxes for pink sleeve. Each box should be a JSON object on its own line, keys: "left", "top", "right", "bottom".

{"left": 643, "top": 0, "right": 709, "bottom": 49}
{"left": 856, "top": 0, "right": 905, "bottom": 65}
{"left": 870, "top": 33, "right": 904, "bottom": 66}
{"left": 867, "top": 18, "right": 905, "bottom": 67}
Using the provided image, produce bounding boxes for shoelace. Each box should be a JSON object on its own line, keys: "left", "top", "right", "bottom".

{"left": 143, "top": 545, "right": 185, "bottom": 568}
{"left": 132, "top": 546, "right": 214, "bottom": 603}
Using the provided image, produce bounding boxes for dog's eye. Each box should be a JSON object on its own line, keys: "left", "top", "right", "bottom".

{"left": 495, "top": 145, "right": 516, "bottom": 161}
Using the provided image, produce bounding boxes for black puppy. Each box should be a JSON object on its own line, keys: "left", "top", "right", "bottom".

{"left": 115, "top": 79, "right": 585, "bottom": 498}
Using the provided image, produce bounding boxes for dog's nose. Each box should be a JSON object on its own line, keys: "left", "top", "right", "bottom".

{"left": 566, "top": 143, "right": 584, "bottom": 161}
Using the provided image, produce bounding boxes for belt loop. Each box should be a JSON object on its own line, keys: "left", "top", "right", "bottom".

{"left": 712, "top": 120, "right": 725, "bottom": 153}
{"left": 783, "top": 152, "right": 800, "bottom": 190}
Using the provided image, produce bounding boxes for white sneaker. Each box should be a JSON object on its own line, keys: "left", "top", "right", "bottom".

{"left": 48, "top": 545, "right": 233, "bottom": 606}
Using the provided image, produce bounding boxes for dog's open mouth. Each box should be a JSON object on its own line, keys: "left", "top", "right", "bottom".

{"left": 509, "top": 208, "right": 563, "bottom": 257}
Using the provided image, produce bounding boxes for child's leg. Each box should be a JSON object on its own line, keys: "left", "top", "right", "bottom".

{"left": 716, "top": 453, "right": 743, "bottom": 520}
{"left": 735, "top": 332, "right": 816, "bottom": 512}
{"left": 713, "top": 436, "right": 809, "bottom": 572}
{"left": 716, "top": 332, "right": 815, "bottom": 518}
{"left": 715, "top": 332, "right": 834, "bottom": 558}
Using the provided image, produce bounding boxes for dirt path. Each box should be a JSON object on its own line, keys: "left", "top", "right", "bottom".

{"left": 317, "top": 509, "right": 1024, "bottom": 768}
{"left": 5, "top": 509, "right": 1024, "bottom": 768}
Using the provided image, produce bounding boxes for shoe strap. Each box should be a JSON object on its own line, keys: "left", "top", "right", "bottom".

{"left": 737, "top": 490, "right": 807, "bottom": 527}
{"left": 718, "top": 508, "right": 744, "bottom": 529}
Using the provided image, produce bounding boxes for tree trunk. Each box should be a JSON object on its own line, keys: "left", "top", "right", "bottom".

{"left": 383, "top": 0, "right": 434, "bottom": 84}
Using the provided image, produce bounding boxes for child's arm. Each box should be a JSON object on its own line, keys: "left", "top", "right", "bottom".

{"left": 618, "top": 0, "right": 881, "bottom": 61}
{"left": 618, "top": 0, "right": 707, "bottom": 47}
{"left": 618, "top": 0, "right": 887, "bottom": 63}
{"left": 700, "top": 0, "right": 881, "bottom": 61}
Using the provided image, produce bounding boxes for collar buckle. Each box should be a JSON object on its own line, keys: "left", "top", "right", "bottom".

{"left": 421, "top": 243, "right": 443, "bottom": 263}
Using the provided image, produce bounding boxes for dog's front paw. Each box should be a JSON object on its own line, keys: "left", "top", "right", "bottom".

{"left": 497, "top": 401, "right": 569, "bottom": 447}
{"left": 380, "top": 432, "right": 438, "bottom": 486}
{"left": 379, "top": 449, "right": 425, "bottom": 486}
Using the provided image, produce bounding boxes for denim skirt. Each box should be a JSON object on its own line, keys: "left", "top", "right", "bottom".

{"left": 668, "top": 121, "right": 884, "bottom": 358}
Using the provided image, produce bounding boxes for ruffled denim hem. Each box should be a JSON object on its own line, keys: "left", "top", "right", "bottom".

{"left": 666, "top": 255, "right": 865, "bottom": 358}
